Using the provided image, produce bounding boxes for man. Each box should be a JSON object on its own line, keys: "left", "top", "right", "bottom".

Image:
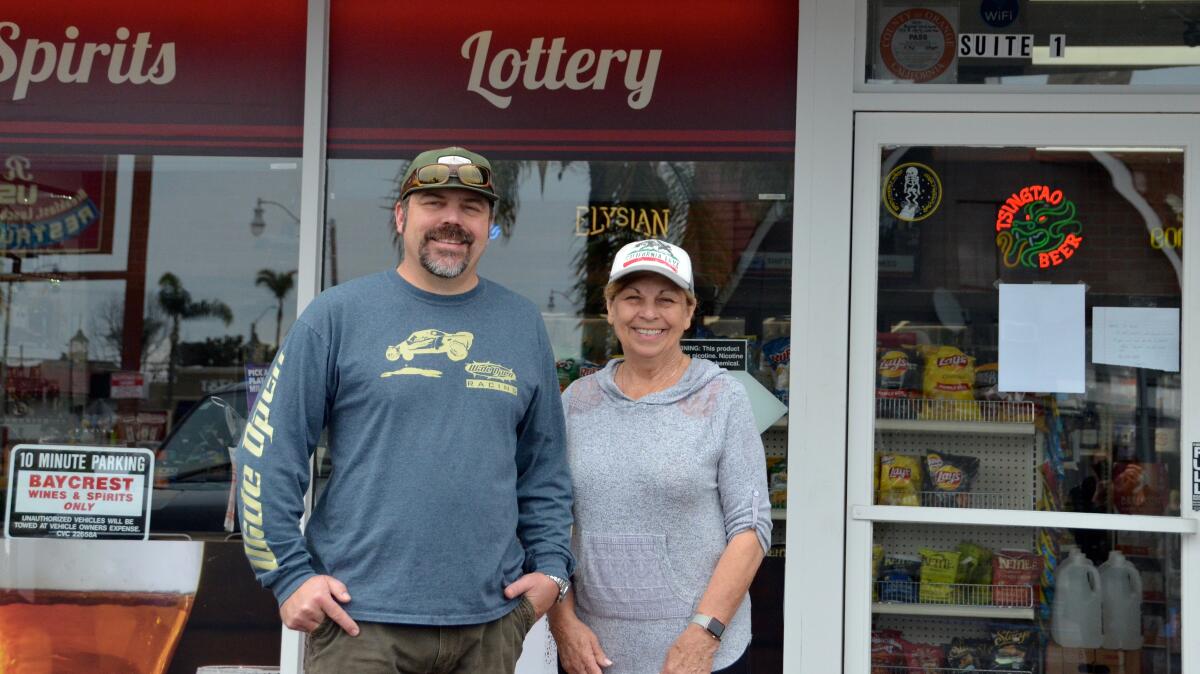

{"left": 237, "top": 146, "right": 574, "bottom": 673}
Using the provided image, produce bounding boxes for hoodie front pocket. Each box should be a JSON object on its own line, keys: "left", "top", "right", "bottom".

{"left": 575, "top": 533, "right": 693, "bottom": 620}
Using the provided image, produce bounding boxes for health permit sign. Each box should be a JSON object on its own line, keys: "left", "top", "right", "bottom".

{"left": 5, "top": 444, "right": 154, "bottom": 540}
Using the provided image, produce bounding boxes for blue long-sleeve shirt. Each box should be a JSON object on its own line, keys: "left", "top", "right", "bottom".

{"left": 236, "top": 270, "right": 574, "bottom": 625}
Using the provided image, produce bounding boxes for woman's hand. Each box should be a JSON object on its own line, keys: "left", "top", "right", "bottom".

{"left": 660, "top": 624, "right": 719, "bottom": 674}
{"left": 550, "top": 611, "right": 612, "bottom": 674}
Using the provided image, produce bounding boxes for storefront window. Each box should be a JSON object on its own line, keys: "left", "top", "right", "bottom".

{"left": 867, "top": 0, "right": 1200, "bottom": 86}
{"left": 325, "top": 1, "right": 798, "bottom": 669}
{"left": 323, "top": 155, "right": 794, "bottom": 667}
{"left": 1, "top": 3, "right": 305, "bottom": 672}
{"left": 868, "top": 142, "right": 1185, "bottom": 672}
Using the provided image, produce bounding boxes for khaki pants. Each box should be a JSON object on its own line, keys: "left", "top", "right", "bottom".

{"left": 304, "top": 597, "right": 536, "bottom": 674}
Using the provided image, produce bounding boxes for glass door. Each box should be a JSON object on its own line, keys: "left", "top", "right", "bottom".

{"left": 846, "top": 113, "right": 1200, "bottom": 674}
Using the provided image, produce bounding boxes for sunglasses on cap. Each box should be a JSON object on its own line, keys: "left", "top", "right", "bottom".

{"left": 401, "top": 163, "right": 494, "bottom": 198}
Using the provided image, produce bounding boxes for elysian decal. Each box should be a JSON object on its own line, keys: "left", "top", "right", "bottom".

{"left": 461, "top": 30, "right": 661, "bottom": 110}
{"left": 0, "top": 22, "right": 176, "bottom": 101}
{"left": 995, "top": 184, "right": 1084, "bottom": 269}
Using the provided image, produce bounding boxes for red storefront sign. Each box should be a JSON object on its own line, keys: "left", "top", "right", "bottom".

{"left": 1, "top": 1, "right": 797, "bottom": 159}
{"left": 328, "top": 1, "right": 798, "bottom": 159}
{"left": 0, "top": 1, "right": 306, "bottom": 156}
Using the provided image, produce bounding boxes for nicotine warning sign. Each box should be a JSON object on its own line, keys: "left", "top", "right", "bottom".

{"left": 5, "top": 444, "right": 154, "bottom": 540}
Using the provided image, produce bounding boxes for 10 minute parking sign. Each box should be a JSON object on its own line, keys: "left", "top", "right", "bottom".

{"left": 5, "top": 444, "right": 155, "bottom": 540}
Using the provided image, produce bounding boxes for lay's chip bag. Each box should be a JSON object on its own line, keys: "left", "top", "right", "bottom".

{"left": 878, "top": 454, "right": 922, "bottom": 506}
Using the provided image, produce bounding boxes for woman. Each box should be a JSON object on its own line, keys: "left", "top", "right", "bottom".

{"left": 550, "top": 239, "right": 772, "bottom": 674}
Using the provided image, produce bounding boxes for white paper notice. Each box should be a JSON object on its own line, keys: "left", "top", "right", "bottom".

{"left": 999, "top": 284, "right": 1085, "bottom": 393}
{"left": 1092, "top": 307, "right": 1180, "bottom": 372}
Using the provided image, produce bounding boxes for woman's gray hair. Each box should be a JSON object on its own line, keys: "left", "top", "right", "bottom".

{"left": 603, "top": 271, "right": 697, "bottom": 306}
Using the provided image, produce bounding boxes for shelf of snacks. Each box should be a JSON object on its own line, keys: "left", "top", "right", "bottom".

{"left": 873, "top": 662, "right": 1032, "bottom": 666}
{"left": 873, "top": 625, "right": 1038, "bottom": 673}
{"left": 771, "top": 508, "right": 786, "bottom": 520}
{"left": 872, "top": 581, "right": 1035, "bottom": 620}
{"left": 875, "top": 398, "right": 1035, "bottom": 435}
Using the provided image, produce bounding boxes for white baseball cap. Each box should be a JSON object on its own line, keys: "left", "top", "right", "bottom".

{"left": 608, "top": 239, "right": 693, "bottom": 292}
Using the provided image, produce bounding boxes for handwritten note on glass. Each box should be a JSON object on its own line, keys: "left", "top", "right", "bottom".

{"left": 1092, "top": 307, "right": 1180, "bottom": 372}
{"left": 999, "top": 284, "right": 1086, "bottom": 394}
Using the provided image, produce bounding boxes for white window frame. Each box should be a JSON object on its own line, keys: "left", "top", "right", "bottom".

{"left": 844, "top": 111, "right": 1200, "bottom": 674}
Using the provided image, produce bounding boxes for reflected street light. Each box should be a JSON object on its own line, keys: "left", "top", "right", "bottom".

{"left": 249, "top": 198, "right": 300, "bottom": 237}
{"left": 249, "top": 198, "right": 339, "bottom": 285}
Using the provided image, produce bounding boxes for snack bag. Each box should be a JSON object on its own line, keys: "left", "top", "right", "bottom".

{"left": 992, "top": 549, "right": 1042, "bottom": 606}
{"left": 879, "top": 554, "right": 922, "bottom": 603}
{"left": 990, "top": 626, "right": 1037, "bottom": 671}
{"left": 761, "top": 336, "right": 790, "bottom": 405}
{"left": 577, "top": 360, "right": 602, "bottom": 379}
{"left": 975, "top": 361, "right": 999, "bottom": 400}
{"left": 946, "top": 638, "right": 991, "bottom": 670}
{"left": 918, "top": 548, "right": 961, "bottom": 603}
{"left": 923, "top": 450, "right": 980, "bottom": 507}
{"left": 556, "top": 359, "right": 578, "bottom": 391}
{"left": 766, "top": 457, "right": 788, "bottom": 508}
{"left": 871, "top": 630, "right": 908, "bottom": 673}
{"left": 956, "top": 541, "right": 994, "bottom": 603}
{"left": 919, "top": 345, "right": 977, "bottom": 418}
{"left": 904, "top": 642, "right": 945, "bottom": 672}
{"left": 878, "top": 454, "right": 922, "bottom": 506}
{"left": 876, "top": 347, "right": 920, "bottom": 398}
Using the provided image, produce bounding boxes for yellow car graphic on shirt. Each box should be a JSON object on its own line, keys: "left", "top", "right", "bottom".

{"left": 385, "top": 329, "right": 474, "bottom": 362}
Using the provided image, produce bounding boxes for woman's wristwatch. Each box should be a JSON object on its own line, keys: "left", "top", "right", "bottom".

{"left": 545, "top": 574, "right": 570, "bottom": 603}
{"left": 690, "top": 613, "right": 725, "bottom": 641}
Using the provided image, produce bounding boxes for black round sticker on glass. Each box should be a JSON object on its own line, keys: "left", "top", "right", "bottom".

{"left": 980, "top": 0, "right": 1019, "bottom": 28}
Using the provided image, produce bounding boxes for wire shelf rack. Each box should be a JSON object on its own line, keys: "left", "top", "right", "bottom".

{"left": 875, "top": 581, "right": 1034, "bottom": 608}
{"left": 876, "top": 398, "right": 1035, "bottom": 424}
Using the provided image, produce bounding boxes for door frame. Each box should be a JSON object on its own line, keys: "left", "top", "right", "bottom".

{"left": 845, "top": 112, "right": 1200, "bottom": 674}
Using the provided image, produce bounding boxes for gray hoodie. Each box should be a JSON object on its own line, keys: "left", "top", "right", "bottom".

{"left": 561, "top": 357, "right": 771, "bottom": 673}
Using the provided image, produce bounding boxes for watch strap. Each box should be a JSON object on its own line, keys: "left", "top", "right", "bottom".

{"left": 691, "top": 613, "right": 725, "bottom": 641}
{"left": 544, "top": 574, "right": 570, "bottom": 602}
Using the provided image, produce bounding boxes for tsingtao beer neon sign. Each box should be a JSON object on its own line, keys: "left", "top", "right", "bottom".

{"left": 995, "top": 184, "right": 1084, "bottom": 269}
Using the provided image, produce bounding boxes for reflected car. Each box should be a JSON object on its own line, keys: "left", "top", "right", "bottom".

{"left": 385, "top": 329, "right": 473, "bottom": 362}
{"left": 149, "top": 384, "right": 330, "bottom": 537}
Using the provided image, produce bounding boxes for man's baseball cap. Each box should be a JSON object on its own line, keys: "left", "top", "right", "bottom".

{"left": 399, "top": 146, "right": 498, "bottom": 202}
{"left": 608, "top": 239, "right": 694, "bottom": 293}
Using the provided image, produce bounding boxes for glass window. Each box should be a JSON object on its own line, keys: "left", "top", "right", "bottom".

{"left": 867, "top": 0, "right": 1200, "bottom": 86}
{"left": 0, "top": 3, "right": 305, "bottom": 671}
{"left": 867, "top": 141, "right": 1185, "bottom": 673}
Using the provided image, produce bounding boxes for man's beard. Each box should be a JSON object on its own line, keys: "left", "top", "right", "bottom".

{"left": 418, "top": 223, "right": 475, "bottom": 278}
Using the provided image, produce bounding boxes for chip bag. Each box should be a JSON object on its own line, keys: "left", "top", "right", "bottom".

{"left": 956, "top": 541, "right": 994, "bottom": 603}
{"left": 918, "top": 548, "right": 961, "bottom": 604}
{"left": 920, "top": 345, "right": 977, "bottom": 419}
{"left": 923, "top": 450, "right": 980, "bottom": 507}
{"left": 878, "top": 454, "right": 922, "bottom": 506}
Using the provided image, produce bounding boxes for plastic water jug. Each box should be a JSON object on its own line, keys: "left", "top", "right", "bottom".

{"left": 1101, "top": 550, "right": 1143, "bottom": 650}
{"left": 1052, "top": 547, "right": 1102, "bottom": 648}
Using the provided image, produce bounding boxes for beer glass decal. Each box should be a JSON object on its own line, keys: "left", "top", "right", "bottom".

{"left": 1, "top": 538, "right": 204, "bottom": 673}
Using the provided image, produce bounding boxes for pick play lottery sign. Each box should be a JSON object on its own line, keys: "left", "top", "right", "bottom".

{"left": 5, "top": 444, "right": 154, "bottom": 540}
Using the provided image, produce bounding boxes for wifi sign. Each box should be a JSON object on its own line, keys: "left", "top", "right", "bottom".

{"left": 980, "top": 0, "right": 1019, "bottom": 28}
